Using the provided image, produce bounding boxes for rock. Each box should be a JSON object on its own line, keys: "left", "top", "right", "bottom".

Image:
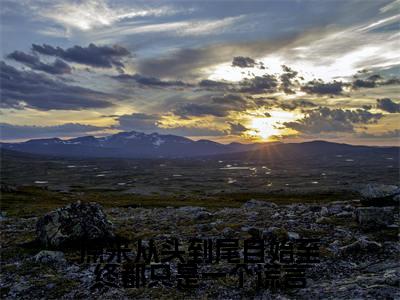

{"left": 177, "top": 206, "right": 212, "bottom": 220}
{"left": 197, "top": 223, "right": 213, "bottom": 232}
{"left": 320, "top": 207, "right": 329, "bottom": 216}
{"left": 356, "top": 207, "right": 395, "bottom": 229}
{"left": 288, "top": 231, "right": 300, "bottom": 240}
{"left": 242, "top": 199, "right": 278, "bottom": 209}
{"left": 328, "top": 240, "right": 341, "bottom": 255}
{"left": 262, "top": 227, "right": 288, "bottom": 241}
{"left": 247, "top": 227, "right": 262, "bottom": 239}
{"left": 340, "top": 237, "right": 382, "bottom": 256}
{"left": 335, "top": 211, "right": 353, "bottom": 218}
{"left": 177, "top": 206, "right": 205, "bottom": 214}
{"left": 195, "top": 211, "right": 213, "bottom": 220}
{"left": 246, "top": 211, "right": 259, "bottom": 222}
{"left": 316, "top": 217, "right": 331, "bottom": 224}
{"left": 328, "top": 205, "right": 343, "bottom": 215}
{"left": 222, "top": 227, "right": 236, "bottom": 238}
{"left": 360, "top": 184, "right": 400, "bottom": 206}
{"left": 272, "top": 212, "right": 280, "bottom": 219}
{"left": 34, "top": 250, "right": 66, "bottom": 264}
{"left": 383, "top": 269, "right": 400, "bottom": 286}
{"left": 36, "top": 201, "right": 114, "bottom": 247}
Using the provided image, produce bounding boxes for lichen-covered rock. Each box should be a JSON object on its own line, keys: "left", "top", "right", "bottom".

{"left": 36, "top": 201, "right": 114, "bottom": 247}
{"left": 360, "top": 184, "right": 400, "bottom": 206}
{"left": 356, "top": 207, "right": 395, "bottom": 229}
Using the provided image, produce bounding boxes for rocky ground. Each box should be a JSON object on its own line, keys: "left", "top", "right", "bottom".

{"left": 0, "top": 185, "right": 399, "bottom": 299}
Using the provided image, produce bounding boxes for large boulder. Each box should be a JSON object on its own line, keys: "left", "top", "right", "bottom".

{"left": 356, "top": 207, "right": 395, "bottom": 230}
{"left": 36, "top": 201, "right": 114, "bottom": 247}
{"left": 360, "top": 184, "right": 400, "bottom": 206}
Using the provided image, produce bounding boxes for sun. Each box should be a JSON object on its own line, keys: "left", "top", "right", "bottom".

{"left": 250, "top": 117, "right": 280, "bottom": 140}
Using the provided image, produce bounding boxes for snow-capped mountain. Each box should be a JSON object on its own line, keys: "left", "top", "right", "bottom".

{"left": 0, "top": 131, "right": 263, "bottom": 158}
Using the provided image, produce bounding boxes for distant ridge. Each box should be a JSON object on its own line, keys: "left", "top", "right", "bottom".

{"left": 1, "top": 131, "right": 398, "bottom": 159}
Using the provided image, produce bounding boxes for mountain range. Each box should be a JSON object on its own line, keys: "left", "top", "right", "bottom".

{"left": 0, "top": 131, "right": 398, "bottom": 159}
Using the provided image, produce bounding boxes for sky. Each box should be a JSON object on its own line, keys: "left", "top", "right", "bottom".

{"left": 0, "top": 0, "right": 399, "bottom": 145}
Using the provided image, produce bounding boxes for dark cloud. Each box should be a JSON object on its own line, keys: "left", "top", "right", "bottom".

{"left": 383, "top": 78, "right": 400, "bottom": 85}
{"left": 284, "top": 107, "right": 383, "bottom": 134}
{"left": 280, "top": 99, "right": 316, "bottom": 111}
{"left": 32, "top": 43, "right": 130, "bottom": 69}
{"left": 115, "top": 113, "right": 160, "bottom": 131}
{"left": 174, "top": 94, "right": 253, "bottom": 118}
{"left": 352, "top": 76, "right": 379, "bottom": 88}
{"left": 198, "top": 79, "right": 232, "bottom": 91}
{"left": 352, "top": 74, "right": 400, "bottom": 89}
{"left": 174, "top": 103, "right": 230, "bottom": 118}
{"left": 228, "top": 122, "right": 248, "bottom": 134}
{"left": 279, "top": 65, "right": 299, "bottom": 94}
{"left": 231, "top": 56, "right": 256, "bottom": 68}
{"left": 239, "top": 74, "right": 278, "bottom": 94}
{"left": 112, "top": 73, "right": 191, "bottom": 88}
{"left": 377, "top": 98, "right": 400, "bottom": 113}
{"left": 0, "top": 122, "right": 106, "bottom": 140}
{"left": 301, "top": 80, "right": 345, "bottom": 95}
{"left": 7, "top": 51, "right": 71, "bottom": 75}
{"left": 0, "top": 61, "right": 115, "bottom": 110}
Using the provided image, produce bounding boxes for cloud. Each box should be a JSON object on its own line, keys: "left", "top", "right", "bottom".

{"left": 113, "top": 112, "right": 226, "bottom": 136}
{"left": 157, "top": 126, "right": 226, "bottom": 137}
{"left": 301, "top": 80, "right": 345, "bottom": 95}
{"left": 115, "top": 113, "right": 160, "bottom": 131}
{"left": 0, "top": 61, "right": 115, "bottom": 110}
{"left": 228, "top": 122, "right": 249, "bottom": 134}
{"left": 352, "top": 74, "right": 382, "bottom": 88}
{"left": 178, "top": 16, "right": 246, "bottom": 36}
{"left": 280, "top": 99, "right": 316, "bottom": 111}
{"left": 357, "top": 129, "right": 400, "bottom": 139}
{"left": 174, "top": 103, "right": 231, "bottom": 118}
{"left": 232, "top": 56, "right": 256, "bottom": 68}
{"left": 7, "top": 51, "right": 71, "bottom": 75}
{"left": 112, "top": 73, "right": 191, "bottom": 88}
{"left": 32, "top": 43, "right": 130, "bottom": 69}
{"left": 284, "top": 107, "right": 383, "bottom": 134}
{"left": 198, "top": 79, "right": 232, "bottom": 91}
{"left": 0, "top": 122, "right": 106, "bottom": 140}
{"left": 136, "top": 37, "right": 298, "bottom": 80}
{"left": 352, "top": 74, "right": 400, "bottom": 89}
{"left": 279, "top": 65, "right": 299, "bottom": 94}
{"left": 279, "top": 15, "right": 400, "bottom": 81}
{"left": 173, "top": 94, "right": 253, "bottom": 117}
{"left": 39, "top": 0, "right": 179, "bottom": 31}
{"left": 376, "top": 98, "right": 400, "bottom": 113}
{"left": 239, "top": 74, "right": 278, "bottom": 93}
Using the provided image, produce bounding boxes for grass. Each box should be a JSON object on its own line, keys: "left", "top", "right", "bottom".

{"left": 0, "top": 186, "right": 358, "bottom": 218}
